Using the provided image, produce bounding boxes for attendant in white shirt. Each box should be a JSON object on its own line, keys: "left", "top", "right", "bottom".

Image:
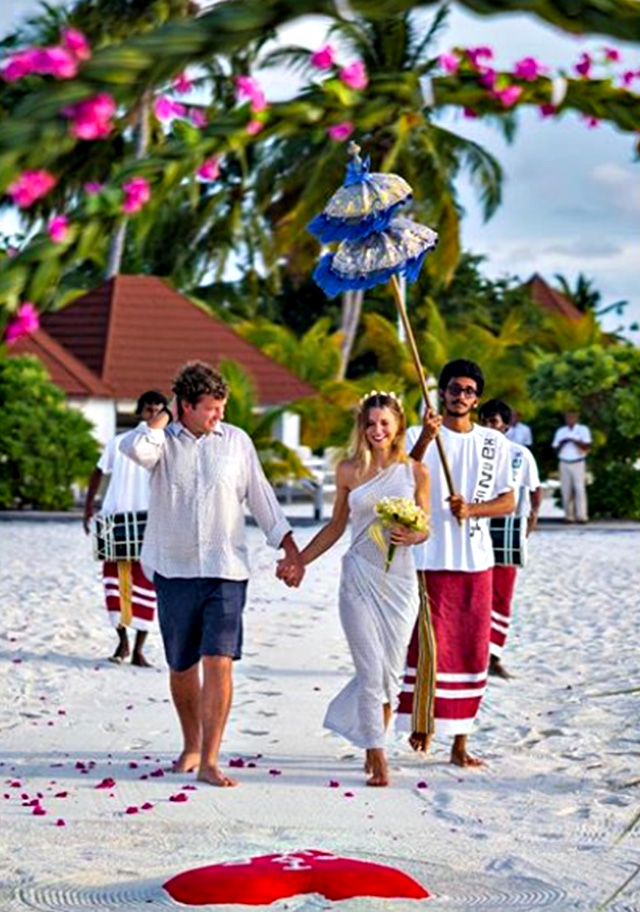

{"left": 121, "top": 361, "right": 304, "bottom": 788}
{"left": 505, "top": 411, "right": 533, "bottom": 448}
{"left": 397, "top": 360, "right": 514, "bottom": 767}
{"left": 83, "top": 390, "right": 169, "bottom": 667}
{"left": 552, "top": 411, "right": 591, "bottom": 523}
{"left": 479, "top": 399, "right": 542, "bottom": 680}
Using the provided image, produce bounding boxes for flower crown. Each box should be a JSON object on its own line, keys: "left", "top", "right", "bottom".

{"left": 358, "top": 389, "right": 403, "bottom": 411}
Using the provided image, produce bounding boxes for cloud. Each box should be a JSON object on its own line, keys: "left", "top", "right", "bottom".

{"left": 590, "top": 163, "right": 640, "bottom": 216}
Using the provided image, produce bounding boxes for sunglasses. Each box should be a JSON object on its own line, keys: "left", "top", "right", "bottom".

{"left": 446, "top": 383, "right": 478, "bottom": 398}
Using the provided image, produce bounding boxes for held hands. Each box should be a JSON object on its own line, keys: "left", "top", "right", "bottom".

{"left": 276, "top": 555, "right": 305, "bottom": 588}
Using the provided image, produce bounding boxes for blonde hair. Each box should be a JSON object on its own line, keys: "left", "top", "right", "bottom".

{"left": 351, "top": 391, "right": 407, "bottom": 476}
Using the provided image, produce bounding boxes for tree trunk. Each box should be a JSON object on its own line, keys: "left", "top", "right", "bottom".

{"left": 337, "top": 289, "right": 363, "bottom": 380}
{"left": 105, "top": 95, "right": 150, "bottom": 279}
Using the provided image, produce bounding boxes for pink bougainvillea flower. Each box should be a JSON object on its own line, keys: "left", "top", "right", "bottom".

{"left": 246, "top": 118, "right": 264, "bottom": 136}
{"left": 54, "top": 791, "right": 68, "bottom": 798}
{"left": 478, "top": 68, "right": 496, "bottom": 89}
{"left": 465, "top": 46, "right": 494, "bottom": 69}
{"left": 149, "top": 768, "right": 165, "bottom": 778}
{"left": 141, "top": 802, "right": 154, "bottom": 810}
{"left": 311, "top": 44, "right": 335, "bottom": 70}
{"left": 3, "top": 302, "right": 40, "bottom": 346}
{"left": 339, "top": 61, "right": 368, "bottom": 90}
{"left": 48, "top": 215, "right": 69, "bottom": 243}
{"left": 343, "top": 791, "right": 355, "bottom": 798}
{"left": 328, "top": 780, "right": 340, "bottom": 788}
{"left": 63, "top": 93, "right": 117, "bottom": 140}
{"left": 539, "top": 103, "right": 556, "bottom": 117}
{"left": 583, "top": 115, "right": 600, "bottom": 128}
{"left": 34, "top": 46, "right": 79, "bottom": 79}
{"left": 7, "top": 169, "right": 56, "bottom": 208}
{"left": 235, "top": 75, "right": 267, "bottom": 112}
{"left": 84, "top": 181, "right": 103, "bottom": 195}
{"left": 173, "top": 71, "right": 193, "bottom": 93}
{"left": 268, "top": 769, "right": 282, "bottom": 777}
{"left": 327, "top": 120, "right": 354, "bottom": 142}
{"left": 61, "top": 28, "right": 91, "bottom": 61}
{"left": 55, "top": 818, "right": 66, "bottom": 826}
{"left": 32, "top": 806, "right": 46, "bottom": 816}
{"left": 1, "top": 49, "right": 39, "bottom": 82}
{"left": 190, "top": 107, "right": 207, "bottom": 128}
{"left": 122, "top": 176, "right": 151, "bottom": 214}
{"left": 197, "top": 157, "right": 221, "bottom": 181}
{"left": 228, "top": 757, "right": 245, "bottom": 768}
{"left": 125, "top": 805, "right": 139, "bottom": 814}
{"left": 492, "top": 85, "right": 523, "bottom": 107}
{"left": 621, "top": 69, "right": 638, "bottom": 87}
{"left": 603, "top": 46, "right": 621, "bottom": 63}
{"left": 439, "top": 52, "right": 460, "bottom": 75}
{"left": 416, "top": 781, "right": 428, "bottom": 790}
{"left": 463, "top": 107, "right": 478, "bottom": 119}
{"left": 153, "top": 95, "right": 186, "bottom": 122}
{"left": 169, "top": 792, "right": 188, "bottom": 803}
{"left": 513, "top": 56, "right": 547, "bottom": 81}
{"left": 574, "top": 52, "right": 592, "bottom": 78}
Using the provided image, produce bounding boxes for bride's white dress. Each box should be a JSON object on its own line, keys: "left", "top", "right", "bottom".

{"left": 324, "top": 461, "right": 420, "bottom": 749}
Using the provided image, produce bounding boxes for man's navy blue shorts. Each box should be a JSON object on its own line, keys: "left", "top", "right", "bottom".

{"left": 153, "top": 574, "right": 248, "bottom": 671}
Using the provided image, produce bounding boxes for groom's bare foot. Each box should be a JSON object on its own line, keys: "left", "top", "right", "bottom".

{"left": 197, "top": 765, "right": 238, "bottom": 787}
{"left": 450, "top": 748, "right": 484, "bottom": 767}
{"left": 172, "top": 750, "right": 200, "bottom": 773}
{"left": 409, "top": 731, "right": 433, "bottom": 753}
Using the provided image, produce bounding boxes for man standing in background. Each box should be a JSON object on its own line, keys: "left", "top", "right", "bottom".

{"left": 552, "top": 411, "right": 592, "bottom": 524}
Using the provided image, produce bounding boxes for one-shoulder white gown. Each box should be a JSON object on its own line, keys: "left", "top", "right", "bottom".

{"left": 324, "top": 461, "right": 420, "bottom": 749}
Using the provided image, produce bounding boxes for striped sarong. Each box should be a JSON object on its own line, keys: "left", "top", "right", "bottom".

{"left": 398, "top": 569, "right": 492, "bottom": 737}
{"left": 397, "top": 573, "right": 436, "bottom": 737}
{"left": 102, "top": 561, "right": 156, "bottom": 631}
{"left": 490, "top": 564, "right": 518, "bottom": 658}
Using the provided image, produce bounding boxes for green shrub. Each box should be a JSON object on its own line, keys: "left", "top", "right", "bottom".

{"left": 0, "top": 355, "right": 99, "bottom": 510}
{"left": 588, "top": 461, "right": 640, "bottom": 520}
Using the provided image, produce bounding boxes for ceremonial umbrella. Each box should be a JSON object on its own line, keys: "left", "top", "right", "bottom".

{"left": 309, "top": 141, "right": 456, "bottom": 499}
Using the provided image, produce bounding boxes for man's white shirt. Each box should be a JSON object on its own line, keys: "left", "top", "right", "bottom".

{"left": 508, "top": 440, "right": 541, "bottom": 518}
{"left": 98, "top": 422, "right": 151, "bottom": 514}
{"left": 406, "top": 424, "right": 513, "bottom": 573}
{"left": 552, "top": 423, "right": 591, "bottom": 462}
{"left": 506, "top": 422, "right": 533, "bottom": 447}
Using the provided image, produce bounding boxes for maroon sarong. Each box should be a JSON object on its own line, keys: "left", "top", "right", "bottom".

{"left": 103, "top": 561, "right": 156, "bottom": 631}
{"left": 490, "top": 564, "right": 518, "bottom": 658}
{"left": 398, "top": 569, "right": 492, "bottom": 736}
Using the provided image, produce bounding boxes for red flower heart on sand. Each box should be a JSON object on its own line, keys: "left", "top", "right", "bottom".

{"left": 163, "top": 848, "right": 430, "bottom": 905}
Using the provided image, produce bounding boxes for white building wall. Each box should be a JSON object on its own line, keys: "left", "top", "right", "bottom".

{"left": 68, "top": 398, "right": 116, "bottom": 448}
{"left": 271, "top": 410, "right": 301, "bottom": 450}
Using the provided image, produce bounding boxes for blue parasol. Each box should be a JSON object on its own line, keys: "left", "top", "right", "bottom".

{"left": 309, "top": 141, "right": 457, "bottom": 502}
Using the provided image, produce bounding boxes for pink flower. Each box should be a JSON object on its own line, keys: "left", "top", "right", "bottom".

{"left": 339, "top": 61, "right": 368, "bottom": 90}
{"left": 122, "top": 176, "right": 151, "bottom": 214}
{"left": 416, "top": 780, "right": 428, "bottom": 789}
{"left": 228, "top": 757, "right": 245, "bottom": 768}
{"left": 95, "top": 777, "right": 116, "bottom": 789}
{"left": 513, "top": 56, "right": 547, "bottom": 81}
{"left": 34, "top": 46, "right": 79, "bottom": 79}
{"left": 439, "top": 52, "right": 460, "bottom": 75}
{"left": 1, "top": 49, "right": 39, "bottom": 82}
{"left": 61, "top": 28, "right": 91, "bottom": 61}
{"left": 63, "top": 93, "right": 116, "bottom": 140}
{"left": 84, "top": 182, "right": 103, "bottom": 194}
{"left": 539, "top": 103, "right": 556, "bottom": 117}
{"left": 33, "top": 806, "right": 47, "bottom": 816}
{"left": 621, "top": 69, "right": 638, "bottom": 87}
{"left": 169, "top": 793, "right": 188, "bottom": 803}
{"left": 327, "top": 121, "right": 354, "bottom": 142}
{"left": 465, "top": 46, "right": 493, "bottom": 69}
{"left": 190, "top": 108, "right": 207, "bottom": 128}
{"left": 311, "top": 44, "right": 335, "bottom": 70}
{"left": 478, "top": 68, "right": 496, "bottom": 89}
{"left": 603, "top": 46, "right": 621, "bottom": 63}
{"left": 7, "top": 170, "right": 56, "bottom": 208}
{"left": 125, "top": 806, "right": 139, "bottom": 814}
{"left": 328, "top": 780, "right": 340, "bottom": 788}
{"left": 574, "top": 52, "right": 592, "bottom": 78}
{"left": 48, "top": 215, "right": 69, "bottom": 243}
{"left": 583, "top": 115, "right": 600, "bottom": 128}
{"left": 463, "top": 107, "right": 478, "bottom": 119}
{"left": 55, "top": 818, "right": 66, "bottom": 826}
{"left": 141, "top": 802, "right": 154, "bottom": 810}
{"left": 235, "top": 75, "right": 267, "bottom": 112}
{"left": 153, "top": 95, "right": 186, "bottom": 122}
{"left": 173, "top": 71, "right": 193, "bottom": 93}
{"left": 246, "top": 119, "right": 264, "bottom": 136}
{"left": 492, "top": 85, "right": 523, "bottom": 108}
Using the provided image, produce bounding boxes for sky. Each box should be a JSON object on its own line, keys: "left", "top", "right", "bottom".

{"left": 2, "top": 1, "right": 639, "bottom": 341}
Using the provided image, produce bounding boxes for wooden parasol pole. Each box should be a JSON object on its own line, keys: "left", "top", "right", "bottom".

{"left": 389, "top": 274, "right": 457, "bottom": 500}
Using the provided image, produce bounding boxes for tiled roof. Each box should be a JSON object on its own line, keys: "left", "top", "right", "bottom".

{"left": 8, "top": 327, "right": 113, "bottom": 397}
{"left": 41, "top": 275, "right": 317, "bottom": 405}
{"left": 524, "top": 274, "right": 584, "bottom": 321}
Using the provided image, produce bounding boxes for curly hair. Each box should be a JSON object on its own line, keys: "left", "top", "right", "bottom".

{"left": 172, "top": 361, "right": 228, "bottom": 418}
{"left": 351, "top": 392, "right": 407, "bottom": 476}
{"left": 438, "top": 359, "right": 484, "bottom": 397}
{"left": 135, "top": 389, "right": 169, "bottom": 415}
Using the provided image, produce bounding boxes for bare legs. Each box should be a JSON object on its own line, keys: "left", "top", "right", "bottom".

{"left": 110, "top": 627, "right": 151, "bottom": 666}
{"left": 364, "top": 702, "right": 392, "bottom": 787}
{"left": 169, "top": 655, "right": 238, "bottom": 786}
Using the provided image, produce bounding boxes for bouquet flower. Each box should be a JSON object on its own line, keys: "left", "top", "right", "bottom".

{"left": 372, "top": 496, "right": 429, "bottom": 572}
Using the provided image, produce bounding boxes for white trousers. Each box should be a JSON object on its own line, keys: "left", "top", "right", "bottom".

{"left": 560, "top": 460, "right": 588, "bottom": 522}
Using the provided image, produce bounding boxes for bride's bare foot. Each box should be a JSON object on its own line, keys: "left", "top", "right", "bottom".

{"left": 366, "top": 749, "right": 389, "bottom": 787}
{"left": 197, "top": 764, "right": 238, "bottom": 787}
{"left": 172, "top": 750, "right": 200, "bottom": 773}
{"left": 364, "top": 749, "right": 372, "bottom": 774}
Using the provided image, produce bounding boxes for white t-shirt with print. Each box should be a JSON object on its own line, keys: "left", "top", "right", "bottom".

{"left": 509, "top": 440, "right": 541, "bottom": 518}
{"left": 98, "top": 423, "right": 151, "bottom": 514}
{"left": 551, "top": 423, "right": 592, "bottom": 462}
{"left": 406, "top": 424, "right": 513, "bottom": 572}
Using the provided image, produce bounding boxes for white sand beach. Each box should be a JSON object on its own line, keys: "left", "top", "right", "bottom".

{"left": 1, "top": 519, "right": 639, "bottom": 911}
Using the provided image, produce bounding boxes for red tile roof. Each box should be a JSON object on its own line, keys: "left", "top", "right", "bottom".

{"left": 41, "top": 275, "right": 317, "bottom": 405}
{"left": 524, "top": 274, "right": 584, "bottom": 322}
{"left": 8, "top": 327, "right": 113, "bottom": 397}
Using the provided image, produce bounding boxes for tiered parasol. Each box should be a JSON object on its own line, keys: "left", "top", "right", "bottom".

{"left": 309, "top": 142, "right": 456, "bottom": 499}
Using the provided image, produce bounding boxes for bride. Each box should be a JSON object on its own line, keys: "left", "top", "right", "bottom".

{"left": 281, "top": 391, "right": 430, "bottom": 786}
